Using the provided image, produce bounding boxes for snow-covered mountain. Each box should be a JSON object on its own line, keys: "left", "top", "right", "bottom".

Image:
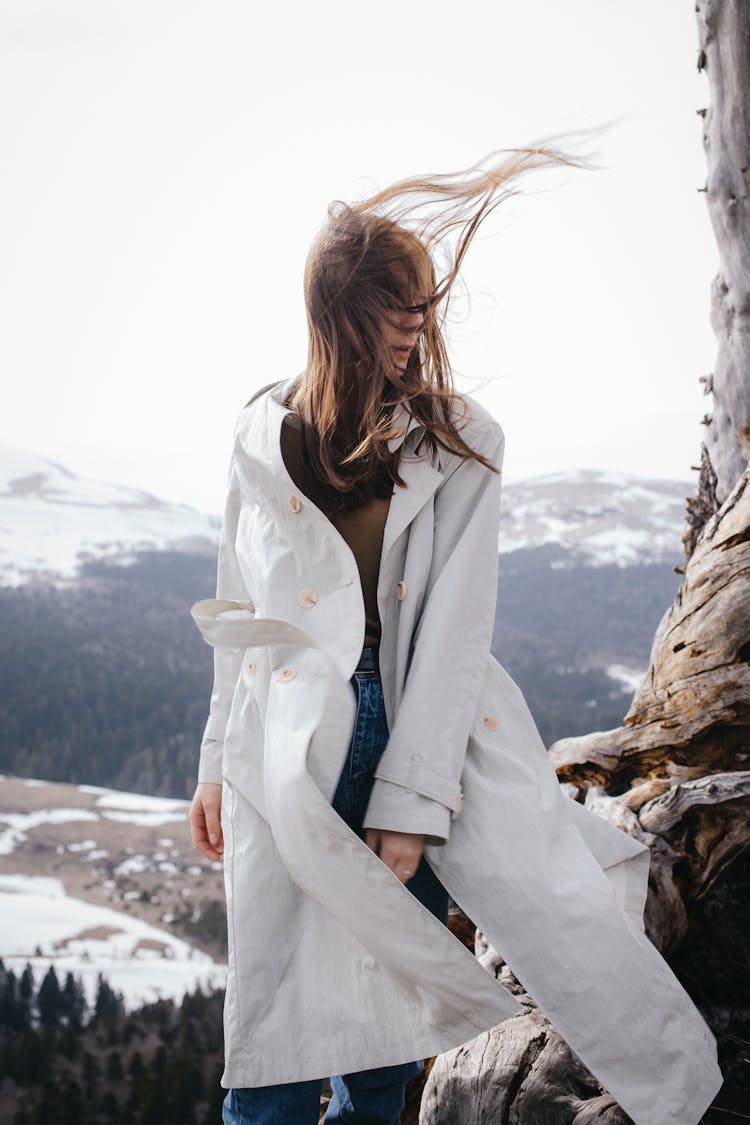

{"left": 0, "top": 446, "right": 691, "bottom": 586}
{"left": 499, "top": 469, "right": 689, "bottom": 567}
{"left": 0, "top": 446, "right": 219, "bottom": 586}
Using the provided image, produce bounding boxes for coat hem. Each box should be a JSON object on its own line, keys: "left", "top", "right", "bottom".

{"left": 219, "top": 1017, "right": 510, "bottom": 1089}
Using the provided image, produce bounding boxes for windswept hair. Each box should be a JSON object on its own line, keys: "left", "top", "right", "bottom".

{"left": 286, "top": 136, "right": 599, "bottom": 504}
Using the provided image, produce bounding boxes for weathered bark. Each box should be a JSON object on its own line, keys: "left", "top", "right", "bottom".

{"left": 420, "top": 945, "right": 634, "bottom": 1125}
{"left": 550, "top": 469, "right": 750, "bottom": 954}
{"left": 691, "top": 0, "right": 750, "bottom": 514}
{"left": 421, "top": 3, "right": 750, "bottom": 1121}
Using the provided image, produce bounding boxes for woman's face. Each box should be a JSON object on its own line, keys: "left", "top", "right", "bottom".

{"left": 378, "top": 301, "right": 428, "bottom": 370}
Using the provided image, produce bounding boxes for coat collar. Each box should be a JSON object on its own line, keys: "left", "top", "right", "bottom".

{"left": 386, "top": 400, "right": 424, "bottom": 453}
{"left": 265, "top": 376, "right": 443, "bottom": 558}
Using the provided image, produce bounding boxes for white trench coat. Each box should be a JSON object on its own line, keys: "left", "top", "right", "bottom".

{"left": 191, "top": 375, "right": 722, "bottom": 1125}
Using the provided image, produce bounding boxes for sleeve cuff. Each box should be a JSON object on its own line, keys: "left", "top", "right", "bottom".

{"left": 362, "top": 778, "right": 453, "bottom": 846}
{"left": 198, "top": 739, "right": 224, "bottom": 785}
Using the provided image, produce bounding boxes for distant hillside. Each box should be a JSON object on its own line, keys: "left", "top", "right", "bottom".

{"left": 0, "top": 447, "right": 690, "bottom": 794}
{"left": 493, "top": 544, "right": 680, "bottom": 743}
{"left": 0, "top": 547, "right": 682, "bottom": 796}
{"left": 0, "top": 552, "right": 214, "bottom": 798}
{"left": 0, "top": 775, "right": 227, "bottom": 986}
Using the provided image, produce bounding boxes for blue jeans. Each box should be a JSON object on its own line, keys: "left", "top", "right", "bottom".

{"left": 222, "top": 668, "right": 450, "bottom": 1124}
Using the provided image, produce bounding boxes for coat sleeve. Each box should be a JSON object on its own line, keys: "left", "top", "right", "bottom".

{"left": 362, "top": 421, "right": 505, "bottom": 846}
{"left": 196, "top": 446, "right": 250, "bottom": 785}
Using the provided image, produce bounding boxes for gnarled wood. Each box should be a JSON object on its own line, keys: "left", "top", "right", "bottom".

{"left": 421, "top": 945, "right": 634, "bottom": 1124}
{"left": 550, "top": 469, "right": 750, "bottom": 803}
{"left": 543, "top": 470, "right": 750, "bottom": 957}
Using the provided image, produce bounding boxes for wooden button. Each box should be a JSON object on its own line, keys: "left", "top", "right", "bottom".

{"left": 396, "top": 580, "right": 407, "bottom": 601}
{"left": 483, "top": 715, "right": 498, "bottom": 731}
{"left": 298, "top": 588, "right": 317, "bottom": 608}
{"left": 247, "top": 661, "right": 257, "bottom": 676}
{"left": 277, "top": 667, "right": 297, "bottom": 683}
{"left": 289, "top": 495, "right": 302, "bottom": 512}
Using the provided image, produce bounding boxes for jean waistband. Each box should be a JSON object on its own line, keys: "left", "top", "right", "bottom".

{"left": 356, "top": 646, "right": 380, "bottom": 673}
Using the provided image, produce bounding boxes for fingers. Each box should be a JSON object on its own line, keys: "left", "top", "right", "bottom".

{"left": 365, "top": 828, "right": 425, "bottom": 884}
{"left": 204, "top": 800, "right": 224, "bottom": 856}
{"left": 189, "top": 784, "right": 224, "bottom": 861}
{"left": 188, "top": 791, "right": 424, "bottom": 881}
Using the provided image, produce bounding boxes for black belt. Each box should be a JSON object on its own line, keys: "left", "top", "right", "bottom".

{"left": 356, "top": 646, "right": 380, "bottom": 673}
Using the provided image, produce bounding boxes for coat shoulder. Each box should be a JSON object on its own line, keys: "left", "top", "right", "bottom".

{"left": 242, "top": 380, "right": 285, "bottom": 412}
{"left": 449, "top": 390, "right": 501, "bottom": 434}
{"left": 230, "top": 380, "right": 285, "bottom": 444}
{"left": 442, "top": 391, "right": 505, "bottom": 467}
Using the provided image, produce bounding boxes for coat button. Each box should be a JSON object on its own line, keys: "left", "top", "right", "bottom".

{"left": 247, "top": 661, "right": 257, "bottom": 676}
{"left": 277, "top": 667, "right": 297, "bottom": 683}
{"left": 396, "top": 580, "right": 407, "bottom": 601}
{"left": 483, "top": 715, "right": 498, "bottom": 731}
{"left": 289, "top": 495, "right": 302, "bottom": 512}
{"left": 298, "top": 588, "right": 317, "bottom": 608}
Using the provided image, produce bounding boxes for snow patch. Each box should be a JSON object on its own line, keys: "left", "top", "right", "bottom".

{"left": 606, "top": 664, "right": 646, "bottom": 693}
{"left": 0, "top": 872, "right": 226, "bottom": 1009}
{"left": 101, "top": 810, "right": 188, "bottom": 827}
{"left": 0, "top": 809, "right": 101, "bottom": 855}
{"left": 113, "top": 856, "right": 149, "bottom": 877}
{"left": 92, "top": 792, "right": 188, "bottom": 813}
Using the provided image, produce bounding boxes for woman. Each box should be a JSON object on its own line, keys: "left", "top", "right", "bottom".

{"left": 188, "top": 145, "right": 722, "bottom": 1125}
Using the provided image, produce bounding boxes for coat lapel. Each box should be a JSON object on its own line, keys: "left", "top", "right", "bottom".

{"left": 383, "top": 403, "right": 444, "bottom": 557}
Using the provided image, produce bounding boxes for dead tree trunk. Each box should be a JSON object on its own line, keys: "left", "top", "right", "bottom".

{"left": 419, "top": 3, "right": 750, "bottom": 1122}
{"left": 691, "top": 0, "right": 750, "bottom": 517}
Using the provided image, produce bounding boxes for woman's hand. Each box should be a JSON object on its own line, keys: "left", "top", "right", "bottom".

{"left": 189, "top": 782, "right": 224, "bottom": 861}
{"left": 364, "top": 828, "right": 425, "bottom": 883}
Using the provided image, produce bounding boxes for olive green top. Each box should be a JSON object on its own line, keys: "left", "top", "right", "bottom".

{"left": 280, "top": 412, "right": 391, "bottom": 648}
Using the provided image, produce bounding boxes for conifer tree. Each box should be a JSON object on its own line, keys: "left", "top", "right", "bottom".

{"left": 93, "top": 973, "right": 124, "bottom": 1024}
{"left": 19, "top": 965, "right": 33, "bottom": 1006}
{"left": 36, "top": 967, "right": 61, "bottom": 1027}
{"left": 60, "top": 971, "right": 86, "bottom": 1031}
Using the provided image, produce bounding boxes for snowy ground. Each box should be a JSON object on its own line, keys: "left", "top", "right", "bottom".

{"left": 0, "top": 776, "right": 228, "bottom": 1010}
{"left": 0, "top": 872, "right": 226, "bottom": 1009}
{"left": 0, "top": 786, "right": 191, "bottom": 856}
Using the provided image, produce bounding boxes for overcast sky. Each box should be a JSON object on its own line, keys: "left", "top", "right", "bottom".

{"left": 2, "top": 0, "right": 717, "bottom": 514}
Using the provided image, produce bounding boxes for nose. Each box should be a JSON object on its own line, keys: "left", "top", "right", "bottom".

{"left": 400, "top": 309, "right": 425, "bottom": 338}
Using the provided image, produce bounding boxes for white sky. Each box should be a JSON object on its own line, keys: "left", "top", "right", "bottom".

{"left": 1, "top": 0, "right": 718, "bottom": 514}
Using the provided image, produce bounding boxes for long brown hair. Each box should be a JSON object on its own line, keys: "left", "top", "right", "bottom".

{"left": 286, "top": 137, "right": 597, "bottom": 504}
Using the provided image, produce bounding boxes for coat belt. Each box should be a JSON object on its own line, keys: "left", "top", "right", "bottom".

{"left": 190, "top": 598, "right": 317, "bottom": 651}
